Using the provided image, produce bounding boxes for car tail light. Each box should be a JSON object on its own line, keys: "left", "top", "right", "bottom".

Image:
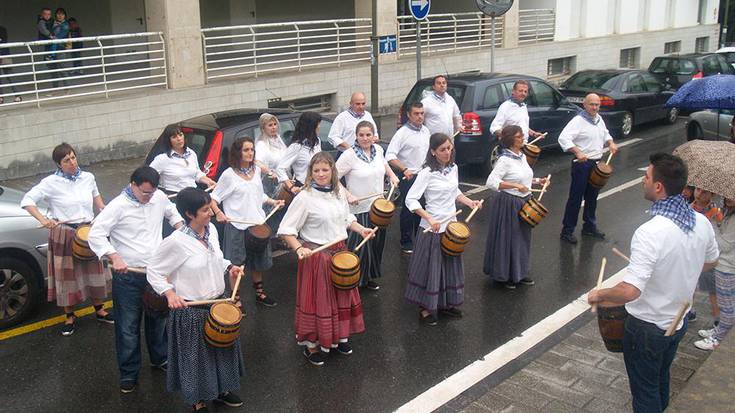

{"left": 599, "top": 95, "right": 615, "bottom": 107}
{"left": 692, "top": 71, "right": 704, "bottom": 79}
{"left": 204, "top": 130, "right": 223, "bottom": 179}
{"left": 462, "top": 112, "right": 482, "bottom": 135}
{"left": 181, "top": 127, "right": 194, "bottom": 133}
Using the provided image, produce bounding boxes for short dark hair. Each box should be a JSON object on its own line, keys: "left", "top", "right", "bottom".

{"left": 354, "top": 120, "right": 375, "bottom": 136}
{"left": 52, "top": 142, "right": 75, "bottom": 165}
{"left": 424, "top": 133, "right": 455, "bottom": 171}
{"left": 649, "top": 152, "right": 688, "bottom": 197}
{"left": 176, "top": 188, "right": 211, "bottom": 223}
{"left": 500, "top": 125, "right": 523, "bottom": 148}
{"left": 432, "top": 75, "right": 447, "bottom": 86}
{"left": 228, "top": 136, "right": 255, "bottom": 168}
{"left": 292, "top": 112, "right": 321, "bottom": 149}
{"left": 409, "top": 102, "right": 423, "bottom": 112}
{"left": 130, "top": 166, "right": 160, "bottom": 188}
{"left": 41, "top": 7, "right": 51, "bottom": 12}
{"left": 513, "top": 80, "right": 529, "bottom": 90}
{"left": 164, "top": 127, "right": 187, "bottom": 155}
{"left": 54, "top": 8, "right": 66, "bottom": 18}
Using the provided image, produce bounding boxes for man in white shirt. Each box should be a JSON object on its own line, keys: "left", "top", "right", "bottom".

{"left": 489, "top": 80, "right": 542, "bottom": 143}
{"left": 328, "top": 91, "right": 379, "bottom": 151}
{"left": 421, "top": 75, "right": 462, "bottom": 136}
{"left": 386, "top": 102, "right": 431, "bottom": 253}
{"left": 558, "top": 93, "right": 618, "bottom": 244}
{"left": 88, "top": 166, "right": 184, "bottom": 394}
{"left": 588, "top": 153, "right": 719, "bottom": 413}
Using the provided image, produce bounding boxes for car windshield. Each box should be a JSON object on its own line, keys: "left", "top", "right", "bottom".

{"left": 405, "top": 83, "right": 466, "bottom": 107}
{"left": 562, "top": 72, "right": 620, "bottom": 92}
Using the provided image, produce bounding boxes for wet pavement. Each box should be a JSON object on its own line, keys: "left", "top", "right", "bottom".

{"left": 0, "top": 119, "right": 688, "bottom": 412}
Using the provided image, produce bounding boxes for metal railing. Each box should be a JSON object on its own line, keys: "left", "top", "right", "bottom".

{"left": 397, "top": 12, "right": 504, "bottom": 57}
{"left": 518, "top": 9, "right": 555, "bottom": 44}
{"left": 201, "top": 18, "right": 372, "bottom": 81}
{"left": 0, "top": 32, "right": 167, "bottom": 108}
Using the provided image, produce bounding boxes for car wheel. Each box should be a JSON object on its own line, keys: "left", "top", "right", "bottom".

{"left": 621, "top": 112, "right": 633, "bottom": 138}
{"left": 687, "top": 123, "right": 703, "bottom": 141}
{"left": 0, "top": 258, "right": 40, "bottom": 329}
{"left": 664, "top": 107, "right": 679, "bottom": 124}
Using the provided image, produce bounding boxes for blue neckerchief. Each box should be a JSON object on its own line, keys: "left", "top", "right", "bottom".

{"left": 347, "top": 108, "right": 364, "bottom": 119}
{"left": 239, "top": 165, "right": 255, "bottom": 176}
{"left": 55, "top": 167, "right": 82, "bottom": 182}
{"left": 405, "top": 122, "right": 423, "bottom": 132}
{"left": 499, "top": 149, "right": 523, "bottom": 160}
{"left": 579, "top": 111, "right": 601, "bottom": 125}
{"left": 310, "top": 182, "right": 333, "bottom": 193}
{"left": 169, "top": 148, "right": 192, "bottom": 159}
{"left": 432, "top": 92, "right": 445, "bottom": 103}
{"left": 438, "top": 165, "right": 453, "bottom": 176}
{"left": 123, "top": 185, "right": 140, "bottom": 205}
{"left": 509, "top": 97, "right": 526, "bottom": 107}
{"left": 650, "top": 194, "right": 696, "bottom": 234}
{"left": 353, "top": 143, "right": 376, "bottom": 163}
{"left": 180, "top": 224, "right": 214, "bottom": 252}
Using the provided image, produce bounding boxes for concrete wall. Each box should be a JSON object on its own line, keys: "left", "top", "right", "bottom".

{"left": 672, "top": 0, "right": 701, "bottom": 28}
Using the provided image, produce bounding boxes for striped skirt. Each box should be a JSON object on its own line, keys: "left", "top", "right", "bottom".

{"left": 295, "top": 241, "right": 365, "bottom": 351}
{"left": 404, "top": 230, "right": 464, "bottom": 313}
{"left": 167, "top": 305, "right": 245, "bottom": 406}
{"left": 483, "top": 191, "right": 532, "bottom": 283}
{"left": 346, "top": 212, "right": 386, "bottom": 286}
{"left": 47, "top": 224, "right": 111, "bottom": 307}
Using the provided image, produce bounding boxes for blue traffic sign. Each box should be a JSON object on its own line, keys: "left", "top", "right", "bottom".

{"left": 379, "top": 35, "right": 397, "bottom": 54}
{"left": 409, "top": 0, "right": 431, "bottom": 21}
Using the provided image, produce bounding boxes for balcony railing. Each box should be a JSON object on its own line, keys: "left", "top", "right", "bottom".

{"left": 518, "top": 9, "right": 555, "bottom": 44}
{"left": 397, "top": 12, "right": 504, "bottom": 57}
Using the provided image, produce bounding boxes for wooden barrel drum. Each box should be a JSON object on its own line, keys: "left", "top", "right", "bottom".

{"left": 330, "top": 251, "right": 361, "bottom": 290}
{"left": 244, "top": 224, "right": 271, "bottom": 252}
{"left": 72, "top": 224, "right": 96, "bottom": 261}
{"left": 518, "top": 198, "right": 548, "bottom": 227}
{"left": 521, "top": 144, "right": 541, "bottom": 166}
{"left": 369, "top": 199, "right": 395, "bottom": 227}
{"left": 204, "top": 302, "right": 242, "bottom": 348}
{"left": 596, "top": 304, "right": 628, "bottom": 353}
{"left": 276, "top": 180, "right": 297, "bottom": 206}
{"left": 589, "top": 163, "right": 613, "bottom": 189}
{"left": 440, "top": 221, "right": 471, "bottom": 257}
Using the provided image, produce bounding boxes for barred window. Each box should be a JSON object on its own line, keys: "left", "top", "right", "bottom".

{"left": 619, "top": 47, "right": 641, "bottom": 69}
{"left": 695, "top": 37, "right": 710, "bottom": 53}
{"left": 664, "top": 41, "right": 681, "bottom": 54}
{"left": 547, "top": 56, "right": 575, "bottom": 77}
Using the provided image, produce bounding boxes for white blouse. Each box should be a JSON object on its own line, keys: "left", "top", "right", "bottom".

{"left": 277, "top": 187, "right": 357, "bottom": 245}
{"left": 275, "top": 140, "right": 322, "bottom": 183}
{"left": 405, "top": 165, "right": 462, "bottom": 233}
{"left": 147, "top": 224, "right": 231, "bottom": 301}
{"left": 336, "top": 145, "right": 387, "bottom": 214}
{"left": 211, "top": 168, "right": 268, "bottom": 230}
{"left": 255, "top": 135, "right": 287, "bottom": 171}
{"left": 149, "top": 149, "right": 206, "bottom": 192}
{"left": 486, "top": 152, "right": 534, "bottom": 197}
{"left": 385, "top": 124, "right": 431, "bottom": 173}
{"left": 20, "top": 171, "right": 99, "bottom": 222}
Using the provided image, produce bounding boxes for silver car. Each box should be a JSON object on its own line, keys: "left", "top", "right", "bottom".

{"left": 0, "top": 185, "right": 48, "bottom": 329}
{"left": 686, "top": 109, "right": 735, "bottom": 141}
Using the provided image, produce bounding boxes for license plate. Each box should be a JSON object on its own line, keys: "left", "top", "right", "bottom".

{"left": 566, "top": 96, "right": 584, "bottom": 103}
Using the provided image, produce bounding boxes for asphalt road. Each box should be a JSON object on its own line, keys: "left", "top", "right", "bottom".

{"left": 0, "top": 118, "right": 688, "bottom": 412}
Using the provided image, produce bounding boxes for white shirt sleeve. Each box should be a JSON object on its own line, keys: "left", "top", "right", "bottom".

{"left": 335, "top": 150, "right": 353, "bottom": 179}
{"left": 385, "top": 133, "right": 403, "bottom": 163}
{"left": 149, "top": 154, "right": 165, "bottom": 173}
{"left": 489, "top": 103, "right": 508, "bottom": 135}
{"left": 20, "top": 180, "right": 49, "bottom": 208}
{"left": 191, "top": 152, "right": 206, "bottom": 181}
{"left": 88, "top": 203, "right": 121, "bottom": 259}
{"left": 146, "top": 236, "right": 180, "bottom": 295}
{"left": 276, "top": 143, "right": 300, "bottom": 183}
{"left": 162, "top": 195, "right": 184, "bottom": 226}
{"left": 704, "top": 220, "right": 721, "bottom": 263}
{"left": 277, "top": 192, "right": 309, "bottom": 237}
{"left": 210, "top": 170, "right": 233, "bottom": 203}
{"left": 622, "top": 225, "right": 658, "bottom": 293}
{"left": 328, "top": 113, "right": 347, "bottom": 148}
{"left": 405, "top": 168, "right": 429, "bottom": 212}
{"left": 557, "top": 117, "right": 581, "bottom": 153}
{"left": 485, "top": 158, "right": 509, "bottom": 191}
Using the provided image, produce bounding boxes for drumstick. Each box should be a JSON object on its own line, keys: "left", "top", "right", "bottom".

{"left": 230, "top": 265, "right": 245, "bottom": 301}
{"left": 205, "top": 186, "right": 215, "bottom": 193}
{"left": 527, "top": 132, "right": 547, "bottom": 146}
{"left": 354, "top": 192, "right": 384, "bottom": 202}
{"left": 529, "top": 188, "right": 545, "bottom": 193}
{"left": 227, "top": 218, "right": 260, "bottom": 226}
{"left": 187, "top": 298, "right": 233, "bottom": 306}
{"left": 305, "top": 237, "right": 348, "bottom": 258}
{"left": 664, "top": 301, "right": 690, "bottom": 336}
{"left": 464, "top": 200, "right": 484, "bottom": 224}
{"left": 606, "top": 151, "right": 614, "bottom": 165}
{"left": 612, "top": 247, "right": 630, "bottom": 262}
{"left": 451, "top": 130, "right": 461, "bottom": 140}
{"left": 423, "top": 210, "right": 463, "bottom": 233}
{"left": 261, "top": 204, "right": 282, "bottom": 224}
{"left": 386, "top": 183, "right": 396, "bottom": 201}
{"left": 536, "top": 174, "right": 552, "bottom": 202}
{"left": 590, "top": 257, "right": 607, "bottom": 314}
{"left": 354, "top": 227, "right": 379, "bottom": 252}
{"left": 126, "top": 266, "right": 147, "bottom": 274}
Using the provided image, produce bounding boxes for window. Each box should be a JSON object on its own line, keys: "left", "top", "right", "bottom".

{"left": 664, "top": 41, "right": 681, "bottom": 54}
{"left": 703, "top": 56, "right": 722, "bottom": 76}
{"left": 672, "top": 59, "right": 697, "bottom": 75}
{"left": 528, "top": 81, "right": 557, "bottom": 107}
{"left": 619, "top": 47, "right": 641, "bottom": 69}
{"left": 695, "top": 37, "right": 709, "bottom": 53}
{"left": 547, "top": 56, "right": 575, "bottom": 77}
{"left": 625, "top": 75, "right": 646, "bottom": 93}
{"left": 317, "top": 119, "right": 335, "bottom": 151}
{"left": 480, "top": 84, "right": 504, "bottom": 109}
{"left": 641, "top": 73, "right": 663, "bottom": 93}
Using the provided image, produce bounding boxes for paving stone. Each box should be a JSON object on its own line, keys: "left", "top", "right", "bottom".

{"left": 459, "top": 402, "right": 492, "bottom": 413}
{"left": 564, "top": 333, "right": 598, "bottom": 349}
{"left": 670, "top": 364, "right": 695, "bottom": 382}
{"left": 474, "top": 393, "right": 513, "bottom": 412}
{"left": 575, "top": 319, "right": 601, "bottom": 338}
{"left": 536, "top": 351, "right": 569, "bottom": 368}
{"left": 545, "top": 399, "right": 581, "bottom": 413}
{"left": 523, "top": 361, "right": 579, "bottom": 387}
{"left": 672, "top": 352, "right": 705, "bottom": 371}
{"left": 506, "top": 370, "right": 541, "bottom": 388}
{"left": 550, "top": 342, "right": 606, "bottom": 367}
{"left": 560, "top": 359, "right": 618, "bottom": 385}
{"left": 499, "top": 403, "right": 542, "bottom": 413}
{"left": 531, "top": 379, "right": 595, "bottom": 408}
{"left": 489, "top": 383, "right": 551, "bottom": 410}
{"left": 572, "top": 378, "right": 631, "bottom": 406}
{"left": 610, "top": 375, "right": 630, "bottom": 392}
{"left": 596, "top": 356, "right": 627, "bottom": 374}
{"left": 583, "top": 397, "right": 631, "bottom": 413}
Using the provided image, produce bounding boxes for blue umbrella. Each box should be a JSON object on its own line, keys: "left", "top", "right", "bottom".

{"left": 665, "top": 74, "right": 735, "bottom": 109}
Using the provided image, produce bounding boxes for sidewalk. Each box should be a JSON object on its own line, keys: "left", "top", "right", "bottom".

{"left": 449, "top": 292, "right": 714, "bottom": 413}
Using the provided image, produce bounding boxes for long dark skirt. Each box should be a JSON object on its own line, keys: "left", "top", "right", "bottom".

{"left": 483, "top": 191, "right": 532, "bottom": 283}
{"left": 167, "top": 306, "right": 245, "bottom": 406}
{"left": 346, "top": 212, "right": 386, "bottom": 286}
{"left": 223, "top": 223, "right": 273, "bottom": 272}
{"left": 404, "top": 230, "right": 464, "bottom": 313}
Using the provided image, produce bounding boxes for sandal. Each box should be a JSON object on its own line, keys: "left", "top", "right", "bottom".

{"left": 253, "top": 281, "right": 277, "bottom": 307}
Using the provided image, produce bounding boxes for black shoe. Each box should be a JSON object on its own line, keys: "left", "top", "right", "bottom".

{"left": 96, "top": 311, "right": 115, "bottom": 324}
{"left": 419, "top": 311, "right": 438, "bottom": 326}
{"left": 560, "top": 233, "right": 578, "bottom": 244}
{"left": 440, "top": 308, "right": 463, "bottom": 318}
{"left": 687, "top": 310, "right": 697, "bottom": 321}
{"left": 581, "top": 228, "right": 606, "bottom": 239}
{"left": 151, "top": 361, "right": 168, "bottom": 372}
{"left": 504, "top": 281, "right": 517, "bottom": 290}
{"left": 61, "top": 321, "right": 75, "bottom": 336}
{"left": 519, "top": 278, "right": 535, "bottom": 286}
{"left": 255, "top": 293, "right": 277, "bottom": 307}
{"left": 365, "top": 281, "right": 380, "bottom": 290}
{"left": 302, "top": 347, "right": 325, "bottom": 366}
{"left": 337, "top": 342, "right": 353, "bottom": 355}
{"left": 215, "top": 391, "right": 243, "bottom": 407}
{"left": 120, "top": 382, "right": 136, "bottom": 394}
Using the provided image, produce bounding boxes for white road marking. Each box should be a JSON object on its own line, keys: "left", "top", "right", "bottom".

{"left": 395, "top": 268, "right": 627, "bottom": 413}
{"left": 459, "top": 182, "right": 484, "bottom": 188}
{"left": 637, "top": 167, "right": 647, "bottom": 171}
{"left": 597, "top": 176, "right": 643, "bottom": 200}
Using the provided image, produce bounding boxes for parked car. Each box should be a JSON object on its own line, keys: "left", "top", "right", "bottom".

{"left": 686, "top": 109, "right": 735, "bottom": 141}
{"left": 559, "top": 69, "right": 678, "bottom": 139}
{"left": 0, "top": 185, "right": 48, "bottom": 329}
{"left": 715, "top": 47, "right": 735, "bottom": 70}
{"left": 647, "top": 53, "right": 735, "bottom": 90}
{"left": 399, "top": 72, "right": 583, "bottom": 174}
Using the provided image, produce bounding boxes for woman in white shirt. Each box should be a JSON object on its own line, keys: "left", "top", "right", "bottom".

{"left": 275, "top": 112, "right": 322, "bottom": 191}
{"left": 403, "top": 133, "right": 482, "bottom": 326}
{"left": 21, "top": 143, "right": 113, "bottom": 336}
{"left": 147, "top": 188, "right": 245, "bottom": 412}
{"left": 278, "top": 152, "right": 373, "bottom": 366}
{"left": 483, "top": 126, "right": 550, "bottom": 290}
{"left": 255, "top": 113, "right": 288, "bottom": 237}
{"left": 211, "top": 137, "right": 285, "bottom": 308}
{"left": 336, "top": 121, "right": 399, "bottom": 290}
{"left": 149, "top": 128, "right": 216, "bottom": 194}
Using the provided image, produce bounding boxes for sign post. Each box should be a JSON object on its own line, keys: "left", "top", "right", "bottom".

{"left": 409, "top": 0, "right": 430, "bottom": 81}
{"left": 474, "top": 0, "right": 514, "bottom": 73}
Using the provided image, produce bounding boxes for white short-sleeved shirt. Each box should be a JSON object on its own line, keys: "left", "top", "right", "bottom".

{"left": 20, "top": 171, "right": 99, "bottom": 222}
{"left": 385, "top": 124, "right": 431, "bottom": 173}
{"left": 327, "top": 110, "right": 379, "bottom": 150}
{"left": 336, "top": 145, "right": 387, "bottom": 214}
{"left": 277, "top": 187, "right": 357, "bottom": 245}
{"left": 405, "top": 165, "right": 462, "bottom": 233}
{"left": 623, "top": 214, "right": 719, "bottom": 331}
{"left": 211, "top": 168, "right": 269, "bottom": 230}
{"left": 486, "top": 152, "right": 533, "bottom": 197}
{"left": 275, "top": 140, "right": 322, "bottom": 183}
{"left": 557, "top": 114, "right": 613, "bottom": 160}
{"left": 490, "top": 100, "right": 530, "bottom": 141}
{"left": 149, "top": 149, "right": 206, "bottom": 192}
{"left": 255, "top": 135, "right": 287, "bottom": 171}
{"left": 421, "top": 92, "right": 461, "bottom": 136}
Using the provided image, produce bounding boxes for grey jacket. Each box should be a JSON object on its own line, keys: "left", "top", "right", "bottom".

{"left": 716, "top": 211, "right": 735, "bottom": 273}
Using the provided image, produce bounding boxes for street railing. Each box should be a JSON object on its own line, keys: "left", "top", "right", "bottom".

{"left": 201, "top": 18, "right": 372, "bottom": 81}
{"left": 397, "top": 12, "right": 504, "bottom": 57}
{"left": 518, "top": 9, "right": 555, "bottom": 44}
{"left": 0, "top": 32, "right": 167, "bottom": 108}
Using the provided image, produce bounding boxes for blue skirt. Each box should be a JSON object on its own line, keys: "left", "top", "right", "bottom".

{"left": 346, "top": 212, "right": 387, "bottom": 286}
{"left": 483, "top": 191, "right": 532, "bottom": 283}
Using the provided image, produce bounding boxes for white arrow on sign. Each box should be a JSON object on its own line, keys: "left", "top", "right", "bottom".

{"left": 411, "top": 0, "right": 429, "bottom": 9}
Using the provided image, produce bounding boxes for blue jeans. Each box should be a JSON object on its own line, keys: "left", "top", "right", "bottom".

{"left": 561, "top": 160, "right": 600, "bottom": 235}
{"left": 112, "top": 271, "right": 168, "bottom": 385}
{"left": 623, "top": 315, "right": 687, "bottom": 413}
{"left": 398, "top": 175, "right": 420, "bottom": 248}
